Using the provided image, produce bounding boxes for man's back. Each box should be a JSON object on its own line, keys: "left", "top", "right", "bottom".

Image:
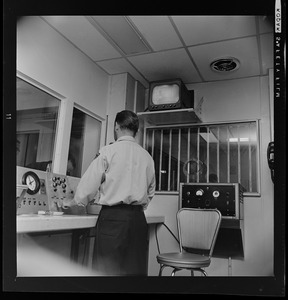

{"left": 98, "top": 136, "right": 155, "bottom": 207}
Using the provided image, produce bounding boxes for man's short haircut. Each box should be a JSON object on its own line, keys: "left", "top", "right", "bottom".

{"left": 115, "top": 110, "right": 139, "bottom": 136}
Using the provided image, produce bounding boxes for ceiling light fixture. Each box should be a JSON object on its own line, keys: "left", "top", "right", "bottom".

{"left": 229, "top": 137, "right": 249, "bottom": 142}
{"left": 91, "top": 16, "right": 151, "bottom": 56}
{"left": 210, "top": 57, "right": 240, "bottom": 73}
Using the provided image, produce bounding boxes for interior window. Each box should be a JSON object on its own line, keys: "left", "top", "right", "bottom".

{"left": 67, "top": 107, "right": 101, "bottom": 178}
{"left": 16, "top": 77, "right": 60, "bottom": 171}
{"left": 145, "top": 121, "right": 259, "bottom": 194}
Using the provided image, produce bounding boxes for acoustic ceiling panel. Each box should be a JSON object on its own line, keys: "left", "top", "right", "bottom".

{"left": 127, "top": 48, "right": 202, "bottom": 83}
{"left": 42, "top": 16, "right": 122, "bottom": 61}
{"left": 128, "top": 16, "right": 183, "bottom": 51}
{"left": 188, "top": 36, "right": 260, "bottom": 81}
{"left": 172, "top": 16, "right": 257, "bottom": 46}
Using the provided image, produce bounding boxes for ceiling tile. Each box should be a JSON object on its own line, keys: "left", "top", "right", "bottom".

{"left": 97, "top": 58, "right": 149, "bottom": 88}
{"left": 127, "top": 49, "right": 202, "bottom": 84}
{"left": 41, "top": 15, "right": 272, "bottom": 85}
{"left": 172, "top": 16, "right": 257, "bottom": 46}
{"left": 128, "top": 16, "right": 182, "bottom": 51}
{"left": 188, "top": 37, "right": 260, "bottom": 81}
{"left": 97, "top": 58, "right": 130, "bottom": 74}
{"left": 42, "top": 16, "right": 121, "bottom": 61}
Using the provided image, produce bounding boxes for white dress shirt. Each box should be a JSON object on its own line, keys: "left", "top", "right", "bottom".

{"left": 74, "top": 136, "right": 155, "bottom": 209}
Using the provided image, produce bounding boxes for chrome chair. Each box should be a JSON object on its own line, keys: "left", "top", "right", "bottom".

{"left": 157, "top": 208, "right": 222, "bottom": 276}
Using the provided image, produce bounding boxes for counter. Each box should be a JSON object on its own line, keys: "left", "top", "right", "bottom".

{"left": 17, "top": 214, "right": 165, "bottom": 233}
{"left": 17, "top": 213, "right": 165, "bottom": 276}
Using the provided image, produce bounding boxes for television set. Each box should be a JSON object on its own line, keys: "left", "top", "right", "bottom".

{"left": 148, "top": 78, "right": 194, "bottom": 111}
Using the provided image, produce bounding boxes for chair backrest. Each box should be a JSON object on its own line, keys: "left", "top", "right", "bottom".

{"left": 177, "top": 208, "right": 222, "bottom": 256}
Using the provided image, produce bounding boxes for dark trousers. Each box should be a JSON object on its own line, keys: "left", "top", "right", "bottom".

{"left": 92, "top": 204, "right": 148, "bottom": 276}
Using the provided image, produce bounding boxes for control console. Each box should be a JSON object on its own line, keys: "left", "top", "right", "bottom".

{"left": 180, "top": 183, "right": 245, "bottom": 219}
{"left": 16, "top": 166, "right": 78, "bottom": 214}
{"left": 180, "top": 183, "right": 246, "bottom": 259}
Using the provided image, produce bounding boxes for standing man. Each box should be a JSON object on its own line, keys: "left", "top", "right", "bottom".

{"left": 71, "top": 110, "right": 155, "bottom": 276}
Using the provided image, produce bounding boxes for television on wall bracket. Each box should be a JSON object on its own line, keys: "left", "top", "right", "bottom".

{"left": 148, "top": 78, "right": 194, "bottom": 111}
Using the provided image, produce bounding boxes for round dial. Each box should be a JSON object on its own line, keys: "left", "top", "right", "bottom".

{"left": 196, "top": 189, "right": 204, "bottom": 196}
{"left": 213, "top": 190, "right": 220, "bottom": 198}
{"left": 22, "top": 171, "right": 41, "bottom": 195}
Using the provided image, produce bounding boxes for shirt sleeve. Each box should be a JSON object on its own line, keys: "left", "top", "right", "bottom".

{"left": 143, "top": 163, "right": 156, "bottom": 210}
{"left": 73, "top": 153, "right": 106, "bottom": 206}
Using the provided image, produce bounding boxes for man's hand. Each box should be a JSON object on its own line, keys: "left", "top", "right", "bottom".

{"left": 62, "top": 198, "right": 78, "bottom": 209}
{"left": 61, "top": 198, "right": 86, "bottom": 215}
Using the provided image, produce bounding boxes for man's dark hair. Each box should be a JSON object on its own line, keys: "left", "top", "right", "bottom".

{"left": 115, "top": 110, "right": 139, "bottom": 136}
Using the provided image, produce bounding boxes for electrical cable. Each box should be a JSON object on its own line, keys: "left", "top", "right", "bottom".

{"left": 155, "top": 222, "right": 180, "bottom": 254}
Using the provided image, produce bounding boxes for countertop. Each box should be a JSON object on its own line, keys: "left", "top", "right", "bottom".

{"left": 17, "top": 213, "right": 165, "bottom": 233}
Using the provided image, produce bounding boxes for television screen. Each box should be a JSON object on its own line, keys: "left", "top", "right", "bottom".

{"left": 151, "top": 84, "right": 180, "bottom": 105}
{"left": 148, "top": 79, "right": 194, "bottom": 111}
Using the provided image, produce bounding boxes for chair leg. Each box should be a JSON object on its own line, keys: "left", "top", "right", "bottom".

{"left": 199, "top": 269, "right": 208, "bottom": 276}
{"left": 158, "top": 264, "right": 165, "bottom": 276}
{"left": 171, "top": 268, "right": 180, "bottom": 276}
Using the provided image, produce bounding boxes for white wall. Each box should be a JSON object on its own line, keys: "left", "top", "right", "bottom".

{"left": 17, "top": 16, "right": 110, "bottom": 173}
{"left": 187, "top": 77, "right": 261, "bottom": 122}
{"left": 147, "top": 76, "right": 274, "bottom": 276}
{"left": 106, "top": 74, "right": 128, "bottom": 144}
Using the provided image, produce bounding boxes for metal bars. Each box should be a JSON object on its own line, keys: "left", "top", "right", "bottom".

{"left": 145, "top": 120, "right": 259, "bottom": 194}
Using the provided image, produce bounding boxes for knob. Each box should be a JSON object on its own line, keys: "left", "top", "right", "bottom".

{"left": 213, "top": 190, "right": 220, "bottom": 198}
{"left": 196, "top": 189, "right": 204, "bottom": 196}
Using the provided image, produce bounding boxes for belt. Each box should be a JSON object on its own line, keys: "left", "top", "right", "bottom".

{"left": 102, "top": 203, "right": 143, "bottom": 211}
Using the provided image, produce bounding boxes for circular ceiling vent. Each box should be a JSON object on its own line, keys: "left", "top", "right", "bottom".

{"left": 210, "top": 57, "right": 240, "bottom": 73}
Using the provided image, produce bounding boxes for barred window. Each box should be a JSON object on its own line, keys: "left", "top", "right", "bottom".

{"left": 145, "top": 121, "right": 259, "bottom": 194}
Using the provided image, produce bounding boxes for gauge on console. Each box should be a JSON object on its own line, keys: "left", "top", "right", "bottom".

{"left": 22, "top": 171, "right": 41, "bottom": 195}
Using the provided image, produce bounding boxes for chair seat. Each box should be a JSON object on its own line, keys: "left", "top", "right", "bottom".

{"left": 156, "top": 252, "right": 211, "bottom": 269}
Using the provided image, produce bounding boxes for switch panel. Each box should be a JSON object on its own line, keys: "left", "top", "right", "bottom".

{"left": 16, "top": 166, "right": 79, "bottom": 215}
{"left": 180, "top": 183, "right": 245, "bottom": 219}
{"left": 45, "top": 172, "right": 75, "bottom": 212}
{"left": 17, "top": 177, "right": 49, "bottom": 214}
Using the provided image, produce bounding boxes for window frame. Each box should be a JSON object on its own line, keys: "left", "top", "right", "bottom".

{"left": 68, "top": 103, "right": 104, "bottom": 177}
{"left": 144, "top": 119, "right": 261, "bottom": 197}
{"left": 16, "top": 72, "right": 64, "bottom": 172}
{"left": 17, "top": 71, "right": 105, "bottom": 176}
